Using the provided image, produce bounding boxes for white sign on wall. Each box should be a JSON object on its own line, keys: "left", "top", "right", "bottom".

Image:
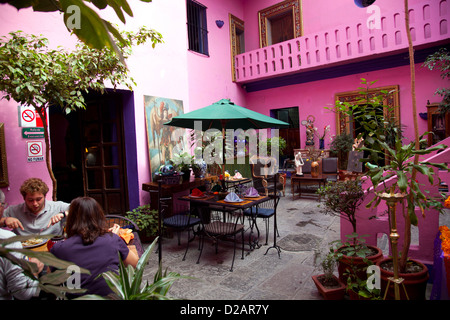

{"left": 27, "top": 141, "right": 44, "bottom": 162}
{"left": 19, "top": 106, "right": 45, "bottom": 128}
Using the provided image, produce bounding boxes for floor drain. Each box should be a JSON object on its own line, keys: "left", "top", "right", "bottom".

{"left": 278, "top": 233, "right": 321, "bottom": 252}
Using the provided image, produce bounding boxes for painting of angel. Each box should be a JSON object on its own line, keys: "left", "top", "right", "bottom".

{"left": 144, "top": 96, "right": 189, "bottom": 178}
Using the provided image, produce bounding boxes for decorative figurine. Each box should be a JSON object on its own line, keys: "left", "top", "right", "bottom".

{"left": 295, "top": 151, "right": 304, "bottom": 175}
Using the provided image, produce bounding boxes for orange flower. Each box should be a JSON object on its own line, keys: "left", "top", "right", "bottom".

{"left": 440, "top": 226, "right": 450, "bottom": 255}
{"left": 445, "top": 196, "right": 450, "bottom": 208}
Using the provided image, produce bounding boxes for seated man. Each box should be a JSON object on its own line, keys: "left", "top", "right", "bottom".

{"left": 0, "top": 228, "right": 44, "bottom": 300}
{"left": 0, "top": 178, "right": 70, "bottom": 235}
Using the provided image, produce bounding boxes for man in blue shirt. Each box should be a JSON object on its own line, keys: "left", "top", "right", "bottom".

{"left": 0, "top": 178, "right": 70, "bottom": 236}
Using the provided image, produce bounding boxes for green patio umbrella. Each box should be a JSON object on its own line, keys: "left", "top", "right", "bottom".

{"left": 164, "top": 99, "right": 289, "bottom": 131}
{"left": 164, "top": 99, "right": 289, "bottom": 178}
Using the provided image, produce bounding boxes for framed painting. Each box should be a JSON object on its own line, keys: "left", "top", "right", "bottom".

{"left": 0, "top": 123, "right": 9, "bottom": 187}
{"left": 144, "top": 96, "right": 190, "bottom": 179}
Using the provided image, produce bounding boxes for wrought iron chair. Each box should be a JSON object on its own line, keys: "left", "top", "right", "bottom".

{"left": 150, "top": 181, "right": 201, "bottom": 261}
{"left": 243, "top": 175, "right": 281, "bottom": 246}
{"left": 243, "top": 193, "right": 280, "bottom": 246}
{"left": 195, "top": 205, "right": 245, "bottom": 271}
{"left": 250, "top": 155, "right": 285, "bottom": 196}
{"left": 105, "top": 215, "right": 144, "bottom": 257}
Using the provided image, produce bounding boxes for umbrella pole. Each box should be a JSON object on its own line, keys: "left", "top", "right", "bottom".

{"left": 221, "top": 122, "right": 227, "bottom": 191}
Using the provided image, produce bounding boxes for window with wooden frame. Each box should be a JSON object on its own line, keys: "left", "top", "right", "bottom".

{"left": 258, "top": 0, "right": 303, "bottom": 48}
{"left": 229, "top": 14, "right": 244, "bottom": 82}
{"left": 186, "top": 0, "right": 209, "bottom": 55}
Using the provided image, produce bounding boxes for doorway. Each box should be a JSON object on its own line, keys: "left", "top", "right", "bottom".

{"left": 50, "top": 90, "right": 131, "bottom": 214}
{"left": 271, "top": 106, "right": 300, "bottom": 161}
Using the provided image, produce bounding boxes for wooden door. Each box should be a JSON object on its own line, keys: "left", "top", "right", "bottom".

{"left": 81, "top": 94, "right": 129, "bottom": 214}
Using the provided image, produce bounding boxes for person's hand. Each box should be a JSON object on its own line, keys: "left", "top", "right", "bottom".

{"left": 28, "top": 257, "right": 44, "bottom": 276}
{"left": 109, "top": 224, "right": 120, "bottom": 235}
{"left": 4, "top": 217, "right": 24, "bottom": 230}
{"left": 47, "top": 212, "right": 66, "bottom": 228}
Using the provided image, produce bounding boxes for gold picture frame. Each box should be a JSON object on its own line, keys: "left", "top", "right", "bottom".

{"left": 258, "top": 0, "right": 302, "bottom": 48}
{"left": 334, "top": 85, "right": 400, "bottom": 137}
{"left": 0, "top": 123, "right": 9, "bottom": 187}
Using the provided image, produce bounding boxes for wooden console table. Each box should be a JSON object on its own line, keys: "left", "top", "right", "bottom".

{"left": 291, "top": 174, "right": 327, "bottom": 200}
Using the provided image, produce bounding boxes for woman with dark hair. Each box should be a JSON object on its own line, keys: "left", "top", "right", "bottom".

{"left": 50, "top": 197, "right": 139, "bottom": 297}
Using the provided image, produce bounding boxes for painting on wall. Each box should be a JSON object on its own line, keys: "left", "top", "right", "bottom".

{"left": 144, "top": 96, "right": 190, "bottom": 179}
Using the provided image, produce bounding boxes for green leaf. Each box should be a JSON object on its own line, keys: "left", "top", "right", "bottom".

{"left": 396, "top": 170, "right": 408, "bottom": 192}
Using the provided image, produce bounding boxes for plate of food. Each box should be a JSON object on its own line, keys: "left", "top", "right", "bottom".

{"left": 21, "top": 237, "right": 48, "bottom": 249}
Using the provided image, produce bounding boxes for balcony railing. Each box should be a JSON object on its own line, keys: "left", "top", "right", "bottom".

{"left": 234, "top": 0, "right": 449, "bottom": 84}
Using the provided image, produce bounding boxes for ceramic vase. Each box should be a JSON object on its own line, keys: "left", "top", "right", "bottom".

{"left": 311, "top": 161, "right": 320, "bottom": 177}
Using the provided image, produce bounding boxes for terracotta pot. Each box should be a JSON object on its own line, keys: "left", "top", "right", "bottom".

{"left": 337, "top": 245, "right": 383, "bottom": 284}
{"left": 377, "top": 257, "right": 429, "bottom": 300}
{"left": 311, "top": 274, "right": 346, "bottom": 300}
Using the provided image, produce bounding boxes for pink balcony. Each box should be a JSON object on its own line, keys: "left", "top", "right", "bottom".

{"left": 234, "top": 0, "right": 450, "bottom": 84}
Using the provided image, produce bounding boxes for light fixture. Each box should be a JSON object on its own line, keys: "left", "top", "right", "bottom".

{"left": 354, "top": 0, "right": 376, "bottom": 8}
{"left": 215, "top": 20, "right": 224, "bottom": 28}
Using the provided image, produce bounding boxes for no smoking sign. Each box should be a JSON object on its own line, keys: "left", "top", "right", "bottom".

{"left": 27, "top": 141, "right": 44, "bottom": 162}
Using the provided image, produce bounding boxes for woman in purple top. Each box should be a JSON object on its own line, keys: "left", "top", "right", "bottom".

{"left": 51, "top": 197, "right": 139, "bottom": 298}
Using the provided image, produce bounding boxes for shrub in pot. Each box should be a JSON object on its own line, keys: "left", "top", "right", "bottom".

{"left": 330, "top": 233, "right": 383, "bottom": 285}
{"left": 312, "top": 248, "right": 346, "bottom": 300}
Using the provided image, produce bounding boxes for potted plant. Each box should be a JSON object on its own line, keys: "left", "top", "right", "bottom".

{"left": 171, "top": 151, "right": 193, "bottom": 181}
{"left": 317, "top": 179, "right": 366, "bottom": 234}
{"left": 317, "top": 180, "right": 383, "bottom": 286}
{"left": 312, "top": 248, "right": 346, "bottom": 300}
{"left": 329, "top": 133, "right": 354, "bottom": 171}
{"left": 362, "top": 135, "right": 447, "bottom": 299}
{"left": 315, "top": 125, "right": 331, "bottom": 149}
{"left": 125, "top": 204, "right": 159, "bottom": 243}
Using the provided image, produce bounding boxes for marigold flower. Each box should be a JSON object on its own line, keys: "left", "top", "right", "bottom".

{"left": 439, "top": 225, "right": 450, "bottom": 255}
{"left": 445, "top": 196, "right": 450, "bottom": 208}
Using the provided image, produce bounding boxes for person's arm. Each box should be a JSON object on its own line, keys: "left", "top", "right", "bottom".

{"left": 123, "top": 249, "right": 139, "bottom": 268}
{"left": 47, "top": 202, "right": 70, "bottom": 227}
{"left": 2, "top": 217, "right": 24, "bottom": 230}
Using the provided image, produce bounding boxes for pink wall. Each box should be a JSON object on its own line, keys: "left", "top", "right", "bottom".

{"left": 244, "top": 64, "right": 447, "bottom": 149}
{"left": 240, "top": 0, "right": 428, "bottom": 53}
{"left": 186, "top": 0, "right": 247, "bottom": 111}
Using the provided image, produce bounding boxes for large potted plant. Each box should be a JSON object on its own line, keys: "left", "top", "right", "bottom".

{"left": 362, "top": 135, "right": 447, "bottom": 299}
{"left": 125, "top": 204, "right": 159, "bottom": 243}
{"left": 317, "top": 181, "right": 383, "bottom": 285}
